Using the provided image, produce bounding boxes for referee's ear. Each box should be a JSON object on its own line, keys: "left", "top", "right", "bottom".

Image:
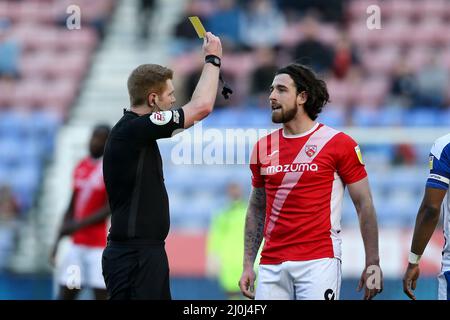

{"left": 147, "top": 93, "right": 157, "bottom": 107}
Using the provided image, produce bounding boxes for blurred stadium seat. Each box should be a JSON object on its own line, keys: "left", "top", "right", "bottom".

{"left": 0, "top": 0, "right": 113, "bottom": 217}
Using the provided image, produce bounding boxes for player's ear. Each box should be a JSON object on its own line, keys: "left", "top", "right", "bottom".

{"left": 297, "top": 91, "right": 307, "bottom": 106}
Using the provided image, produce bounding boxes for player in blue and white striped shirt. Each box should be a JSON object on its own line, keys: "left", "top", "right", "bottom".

{"left": 403, "top": 133, "right": 450, "bottom": 300}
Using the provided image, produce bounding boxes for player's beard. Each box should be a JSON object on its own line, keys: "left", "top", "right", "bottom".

{"left": 271, "top": 103, "right": 297, "bottom": 123}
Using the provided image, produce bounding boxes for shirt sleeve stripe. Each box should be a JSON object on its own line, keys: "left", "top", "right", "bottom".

{"left": 428, "top": 174, "right": 450, "bottom": 186}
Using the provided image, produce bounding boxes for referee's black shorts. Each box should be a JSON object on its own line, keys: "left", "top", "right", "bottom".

{"left": 102, "top": 239, "right": 171, "bottom": 300}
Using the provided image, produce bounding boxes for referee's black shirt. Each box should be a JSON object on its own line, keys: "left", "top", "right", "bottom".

{"left": 103, "top": 108, "right": 184, "bottom": 242}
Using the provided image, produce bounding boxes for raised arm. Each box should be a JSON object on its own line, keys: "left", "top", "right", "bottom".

{"left": 239, "top": 187, "right": 266, "bottom": 299}
{"left": 347, "top": 177, "right": 383, "bottom": 300}
{"left": 182, "top": 32, "right": 222, "bottom": 129}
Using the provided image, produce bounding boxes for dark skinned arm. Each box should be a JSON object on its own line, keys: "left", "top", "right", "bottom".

{"left": 60, "top": 204, "right": 110, "bottom": 236}
{"left": 403, "top": 187, "right": 446, "bottom": 300}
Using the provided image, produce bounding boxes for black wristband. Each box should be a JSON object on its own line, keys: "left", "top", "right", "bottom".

{"left": 205, "top": 55, "right": 221, "bottom": 68}
{"left": 205, "top": 55, "right": 233, "bottom": 99}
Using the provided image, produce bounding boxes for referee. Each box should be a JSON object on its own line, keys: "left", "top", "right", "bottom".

{"left": 102, "top": 32, "right": 222, "bottom": 300}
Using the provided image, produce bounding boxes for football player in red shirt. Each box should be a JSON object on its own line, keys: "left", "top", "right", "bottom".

{"left": 239, "top": 64, "right": 383, "bottom": 300}
{"left": 50, "top": 124, "right": 110, "bottom": 300}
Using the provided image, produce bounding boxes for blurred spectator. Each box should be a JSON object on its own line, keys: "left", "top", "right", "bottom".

{"left": 0, "top": 19, "right": 20, "bottom": 80}
{"left": 413, "top": 55, "right": 449, "bottom": 109}
{"left": 174, "top": 2, "right": 204, "bottom": 40}
{"left": 137, "top": 0, "right": 156, "bottom": 40}
{"left": 0, "top": 185, "right": 20, "bottom": 271}
{"left": 239, "top": 0, "right": 286, "bottom": 48}
{"left": 184, "top": 67, "right": 205, "bottom": 104}
{"left": 172, "top": 0, "right": 209, "bottom": 55}
{"left": 292, "top": 14, "right": 334, "bottom": 74}
{"left": 185, "top": 66, "right": 237, "bottom": 108}
{"left": 249, "top": 47, "right": 278, "bottom": 107}
{"left": 206, "top": 0, "right": 243, "bottom": 46}
{"left": 206, "top": 183, "right": 248, "bottom": 300}
{"left": 0, "top": 185, "right": 19, "bottom": 224}
{"left": 277, "top": 0, "right": 345, "bottom": 23}
{"left": 388, "top": 60, "right": 417, "bottom": 108}
{"left": 392, "top": 144, "right": 417, "bottom": 166}
{"left": 50, "top": 125, "right": 110, "bottom": 300}
{"left": 174, "top": 0, "right": 215, "bottom": 39}
{"left": 314, "top": 0, "right": 345, "bottom": 24}
{"left": 333, "top": 32, "right": 361, "bottom": 79}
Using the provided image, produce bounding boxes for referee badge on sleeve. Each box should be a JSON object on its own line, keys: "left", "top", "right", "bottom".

{"left": 150, "top": 111, "right": 172, "bottom": 125}
{"left": 173, "top": 110, "right": 180, "bottom": 124}
{"left": 355, "top": 145, "right": 364, "bottom": 165}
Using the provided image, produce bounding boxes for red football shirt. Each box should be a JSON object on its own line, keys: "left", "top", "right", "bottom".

{"left": 250, "top": 123, "right": 367, "bottom": 264}
{"left": 71, "top": 157, "right": 108, "bottom": 247}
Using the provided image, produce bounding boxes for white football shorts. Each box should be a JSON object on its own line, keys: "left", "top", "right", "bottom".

{"left": 437, "top": 270, "right": 450, "bottom": 300}
{"left": 255, "top": 257, "right": 341, "bottom": 300}
{"left": 57, "top": 242, "right": 106, "bottom": 289}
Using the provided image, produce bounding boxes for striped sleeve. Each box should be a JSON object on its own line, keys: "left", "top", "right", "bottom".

{"left": 426, "top": 141, "right": 450, "bottom": 190}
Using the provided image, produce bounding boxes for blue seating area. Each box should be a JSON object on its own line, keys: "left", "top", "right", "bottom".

{"left": 351, "top": 107, "right": 450, "bottom": 127}
{"left": 0, "top": 111, "right": 60, "bottom": 213}
{"left": 0, "top": 0, "right": 115, "bottom": 215}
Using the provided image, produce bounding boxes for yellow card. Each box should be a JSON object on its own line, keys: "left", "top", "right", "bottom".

{"left": 188, "top": 16, "right": 206, "bottom": 38}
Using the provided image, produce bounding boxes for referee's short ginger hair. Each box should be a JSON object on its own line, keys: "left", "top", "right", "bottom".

{"left": 127, "top": 64, "right": 173, "bottom": 106}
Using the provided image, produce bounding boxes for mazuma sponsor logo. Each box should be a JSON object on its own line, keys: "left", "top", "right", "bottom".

{"left": 264, "top": 163, "right": 318, "bottom": 174}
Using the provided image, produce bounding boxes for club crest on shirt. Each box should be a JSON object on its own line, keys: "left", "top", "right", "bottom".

{"left": 355, "top": 145, "right": 364, "bottom": 165}
{"left": 305, "top": 145, "right": 317, "bottom": 157}
{"left": 150, "top": 111, "right": 172, "bottom": 125}
{"left": 429, "top": 156, "right": 434, "bottom": 170}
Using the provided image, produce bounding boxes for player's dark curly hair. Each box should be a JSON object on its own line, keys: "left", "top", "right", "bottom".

{"left": 276, "top": 63, "right": 330, "bottom": 120}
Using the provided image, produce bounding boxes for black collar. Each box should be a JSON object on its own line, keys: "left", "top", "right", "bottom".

{"left": 123, "top": 108, "right": 139, "bottom": 116}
